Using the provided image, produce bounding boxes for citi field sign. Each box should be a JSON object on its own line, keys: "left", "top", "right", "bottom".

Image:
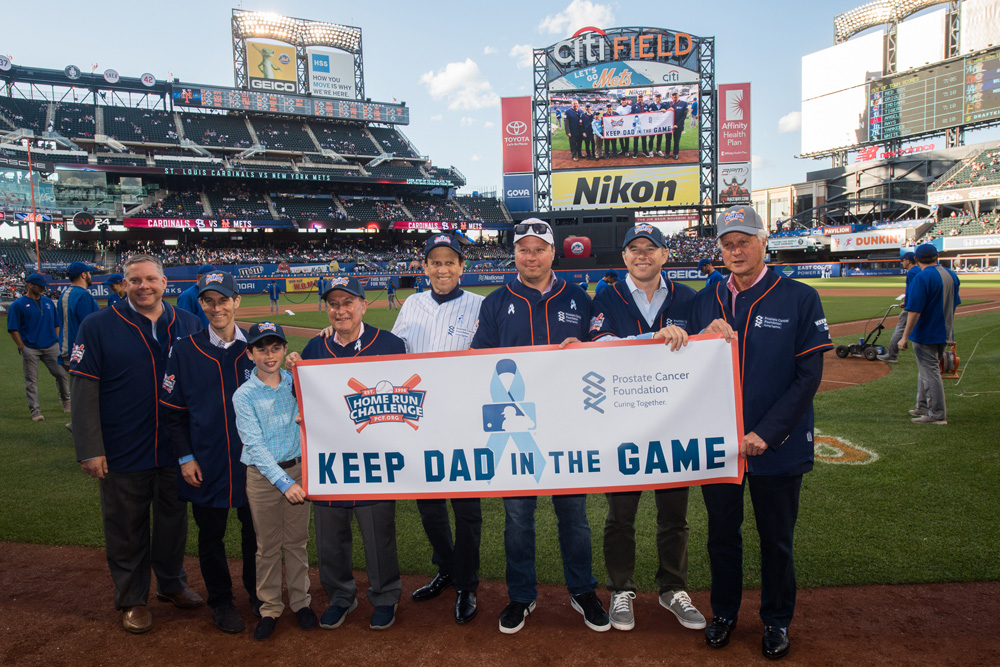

{"left": 542, "top": 27, "right": 704, "bottom": 90}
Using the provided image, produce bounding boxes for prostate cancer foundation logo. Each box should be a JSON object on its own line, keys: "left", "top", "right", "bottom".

{"left": 345, "top": 375, "right": 426, "bottom": 433}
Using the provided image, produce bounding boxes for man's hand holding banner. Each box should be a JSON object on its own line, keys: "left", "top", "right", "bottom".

{"left": 294, "top": 335, "right": 744, "bottom": 500}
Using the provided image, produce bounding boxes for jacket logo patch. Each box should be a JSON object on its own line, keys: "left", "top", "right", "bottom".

{"left": 557, "top": 311, "right": 582, "bottom": 325}
{"left": 70, "top": 343, "right": 85, "bottom": 364}
{"left": 162, "top": 374, "right": 176, "bottom": 393}
{"left": 815, "top": 318, "right": 829, "bottom": 332}
{"left": 589, "top": 314, "right": 605, "bottom": 332}
{"left": 508, "top": 304, "right": 516, "bottom": 315}
{"left": 754, "top": 315, "right": 790, "bottom": 330}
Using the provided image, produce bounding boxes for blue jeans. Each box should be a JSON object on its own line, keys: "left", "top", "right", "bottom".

{"left": 503, "top": 494, "right": 597, "bottom": 602}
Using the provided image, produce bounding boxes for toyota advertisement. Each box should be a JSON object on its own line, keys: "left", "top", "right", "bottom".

{"left": 501, "top": 97, "right": 532, "bottom": 174}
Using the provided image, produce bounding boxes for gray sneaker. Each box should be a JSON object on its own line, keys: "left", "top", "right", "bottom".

{"left": 609, "top": 590, "right": 635, "bottom": 631}
{"left": 659, "top": 590, "right": 706, "bottom": 629}
{"left": 908, "top": 409, "right": 927, "bottom": 417}
{"left": 911, "top": 415, "right": 947, "bottom": 425}
{"left": 876, "top": 354, "right": 897, "bottom": 363}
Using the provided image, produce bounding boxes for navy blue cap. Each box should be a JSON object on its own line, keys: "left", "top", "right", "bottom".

{"left": 198, "top": 270, "right": 238, "bottom": 298}
{"left": 423, "top": 234, "right": 464, "bottom": 258}
{"left": 622, "top": 223, "right": 665, "bottom": 249}
{"left": 321, "top": 276, "right": 365, "bottom": 300}
{"left": 902, "top": 252, "right": 916, "bottom": 263}
{"left": 104, "top": 273, "right": 124, "bottom": 285}
{"left": 25, "top": 273, "right": 49, "bottom": 288}
{"left": 914, "top": 243, "right": 938, "bottom": 260}
{"left": 197, "top": 264, "right": 216, "bottom": 275}
{"left": 67, "top": 261, "right": 99, "bottom": 278}
{"left": 246, "top": 321, "right": 287, "bottom": 346}
{"left": 697, "top": 258, "right": 713, "bottom": 270}
{"left": 604, "top": 270, "right": 619, "bottom": 279}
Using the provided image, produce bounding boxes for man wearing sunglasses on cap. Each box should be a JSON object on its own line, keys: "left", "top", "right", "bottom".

{"left": 471, "top": 218, "right": 610, "bottom": 635}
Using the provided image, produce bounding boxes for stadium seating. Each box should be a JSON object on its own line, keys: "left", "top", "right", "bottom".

{"left": 53, "top": 102, "right": 96, "bottom": 139}
{"left": 181, "top": 113, "right": 254, "bottom": 148}
{"left": 139, "top": 191, "right": 206, "bottom": 217}
{"left": 340, "top": 196, "right": 406, "bottom": 221}
{"left": 296, "top": 164, "right": 362, "bottom": 175}
{"left": 97, "top": 154, "right": 148, "bottom": 167}
{"left": 251, "top": 119, "right": 317, "bottom": 152}
{"left": 51, "top": 153, "right": 91, "bottom": 164}
{"left": 918, "top": 214, "right": 1000, "bottom": 241}
{"left": 309, "top": 121, "right": 379, "bottom": 155}
{"left": 0, "top": 97, "right": 48, "bottom": 134}
{"left": 206, "top": 185, "right": 272, "bottom": 219}
{"left": 456, "top": 195, "right": 510, "bottom": 223}
{"left": 366, "top": 162, "right": 426, "bottom": 180}
{"left": 103, "top": 107, "right": 179, "bottom": 144}
{"left": 40, "top": 248, "right": 96, "bottom": 264}
{"left": 272, "top": 195, "right": 346, "bottom": 221}
{"left": 427, "top": 165, "right": 466, "bottom": 186}
{"left": 368, "top": 127, "right": 417, "bottom": 158}
{"left": 402, "top": 197, "right": 465, "bottom": 222}
{"left": 931, "top": 147, "right": 1000, "bottom": 190}
{"left": 0, "top": 242, "right": 34, "bottom": 267}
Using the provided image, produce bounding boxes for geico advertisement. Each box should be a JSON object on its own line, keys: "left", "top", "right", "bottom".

{"left": 247, "top": 40, "right": 297, "bottom": 92}
{"left": 552, "top": 165, "right": 699, "bottom": 209}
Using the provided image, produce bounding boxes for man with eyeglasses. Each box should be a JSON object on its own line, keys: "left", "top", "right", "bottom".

{"left": 686, "top": 206, "right": 832, "bottom": 660}
{"left": 470, "top": 218, "right": 611, "bottom": 635}
{"left": 588, "top": 224, "right": 704, "bottom": 633}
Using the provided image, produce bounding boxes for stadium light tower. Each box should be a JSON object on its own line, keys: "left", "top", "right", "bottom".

{"left": 231, "top": 8, "right": 364, "bottom": 99}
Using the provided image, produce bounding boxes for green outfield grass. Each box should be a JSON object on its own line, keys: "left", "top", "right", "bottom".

{"left": 2, "top": 286, "right": 998, "bottom": 592}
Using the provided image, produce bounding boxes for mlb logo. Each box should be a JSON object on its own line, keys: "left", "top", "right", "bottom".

{"left": 312, "top": 54, "right": 330, "bottom": 73}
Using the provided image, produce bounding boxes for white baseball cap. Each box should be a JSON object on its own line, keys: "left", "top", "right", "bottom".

{"left": 513, "top": 218, "right": 554, "bottom": 245}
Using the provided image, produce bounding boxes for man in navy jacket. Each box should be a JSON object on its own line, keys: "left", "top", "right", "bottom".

{"left": 564, "top": 99, "right": 587, "bottom": 162}
{"left": 71, "top": 255, "right": 204, "bottom": 634}
{"left": 471, "top": 218, "right": 610, "bottom": 635}
{"left": 161, "top": 271, "right": 264, "bottom": 634}
{"left": 686, "top": 206, "right": 832, "bottom": 660}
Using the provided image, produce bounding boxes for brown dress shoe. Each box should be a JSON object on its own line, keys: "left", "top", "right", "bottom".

{"left": 122, "top": 605, "right": 153, "bottom": 634}
{"left": 157, "top": 588, "right": 205, "bottom": 609}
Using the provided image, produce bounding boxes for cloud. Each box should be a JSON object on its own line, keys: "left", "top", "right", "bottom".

{"left": 539, "top": 0, "right": 614, "bottom": 35}
{"left": 470, "top": 155, "right": 481, "bottom": 161}
{"left": 429, "top": 114, "right": 443, "bottom": 121}
{"left": 418, "top": 59, "right": 500, "bottom": 111}
{"left": 751, "top": 155, "right": 766, "bottom": 169}
{"left": 484, "top": 121, "right": 495, "bottom": 128}
{"left": 483, "top": 45, "right": 497, "bottom": 55}
{"left": 510, "top": 44, "right": 534, "bottom": 69}
{"left": 778, "top": 111, "right": 802, "bottom": 133}
{"left": 461, "top": 117, "right": 476, "bottom": 127}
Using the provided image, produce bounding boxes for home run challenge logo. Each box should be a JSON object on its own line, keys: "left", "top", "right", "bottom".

{"left": 345, "top": 375, "right": 426, "bottom": 432}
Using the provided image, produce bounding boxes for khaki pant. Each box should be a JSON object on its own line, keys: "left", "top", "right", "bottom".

{"left": 246, "top": 462, "right": 312, "bottom": 618}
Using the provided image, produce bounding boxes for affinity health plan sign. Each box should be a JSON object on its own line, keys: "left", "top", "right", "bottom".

{"left": 294, "top": 335, "right": 744, "bottom": 500}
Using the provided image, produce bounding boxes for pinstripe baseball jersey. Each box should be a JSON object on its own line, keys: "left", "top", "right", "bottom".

{"left": 391, "top": 290, "right": 484, "bottom": 353}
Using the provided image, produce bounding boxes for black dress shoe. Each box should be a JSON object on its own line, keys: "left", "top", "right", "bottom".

{"left": 705, "top": 616, "right": 736, "bottom": 648}
{"left": 762, "top": 626, "right": 790, "bottom": 660}
{"left": 411, "top": 572, "right": 452, "bottom": 601}
{"left": 455, "top": 590, "right": 478, "bottom": 624}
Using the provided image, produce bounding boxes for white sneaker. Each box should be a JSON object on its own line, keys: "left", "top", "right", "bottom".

{"left": 659, "top": 590, "right": 706, "bottom": 629}
{"left": 609, "top": 590, "right": 635, "bottom": 631}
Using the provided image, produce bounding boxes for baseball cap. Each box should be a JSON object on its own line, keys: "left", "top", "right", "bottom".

{"left": 604, "top": 270, "right": 619, "bottom": 279}
{"left": 25, "top": 273, "right": 49, "bottom": 288}
{"left": 104, "top": 273, "right": 124, "bottom": 285}
{"left": 246, "top": 321, "right": 287, "bottom": 347}
{"left": 67, "top": 261, "right": 99, "bottom": 278}
{"left": 423, "top": 234, "right": 464, "bottom": 259}
{"left": 697, "top": 258, "right": 713, "bottom": 270}
{"left": 321, "top": 276, "right": 365, "bottom": 300}
{"left": 513, "top": 218, "right": 554, "bottom": 245}
{"left": 197, "top": 264, "right": 216, "bottom": 275}
{"left": 622, "top": 223, "right": 665, "bottom": 249}
{"left": 914, "top": 243, "right": 938, "bottom": 260}
{"left": 716, "top": 205, "right": 765, "bottom": 238}
{"left": 198, "top": 270, "right": 238, "bottom": 298}
{"left": 902, "top": 252, "right": 916, "bottom": 263}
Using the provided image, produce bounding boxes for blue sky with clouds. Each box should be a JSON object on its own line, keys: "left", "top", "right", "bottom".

{"left": 6, "top": 1, "right": 896, "bottom": 192}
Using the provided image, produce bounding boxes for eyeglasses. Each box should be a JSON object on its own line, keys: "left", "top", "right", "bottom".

{"left": 514, "top": 222, "right": 552, "bottom": 236}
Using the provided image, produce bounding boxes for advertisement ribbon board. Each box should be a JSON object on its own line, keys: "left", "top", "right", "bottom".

{"left": 295, "top": 336, "right": 744, "bottom": 500}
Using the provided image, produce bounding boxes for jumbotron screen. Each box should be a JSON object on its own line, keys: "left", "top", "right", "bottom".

{"left": 868, "top": 46, "right": 1000, "bottom": 143}
{"left": 171, "top": 84, "right": 409, "bottom": 125}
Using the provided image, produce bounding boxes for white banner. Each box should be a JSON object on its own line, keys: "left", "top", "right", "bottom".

{"left": 307, "top": 47, "right": 356, "bottom": 99}
{"left": 603, "top": 110, "right": 674, "bottom": 139}
{"left": 830, "top": 229, "right": 908, "bottom": 252}
{"left": 294, "top": 336, "right": 744, "bottom": 500}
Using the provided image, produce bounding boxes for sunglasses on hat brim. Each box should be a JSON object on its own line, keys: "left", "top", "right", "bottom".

{"left": 513, "top": 222, "right": 552, "bottom": 236}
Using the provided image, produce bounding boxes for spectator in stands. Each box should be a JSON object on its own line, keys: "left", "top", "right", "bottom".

{"left": 7, "top": 273, "right": 71, "bottom": 421}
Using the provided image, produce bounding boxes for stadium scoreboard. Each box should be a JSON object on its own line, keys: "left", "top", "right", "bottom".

{"left": 868, "top": 47, "right": 1000, "bottom": 143}
{"left": 171, "top": 84, "right": 409, "bottom": 125}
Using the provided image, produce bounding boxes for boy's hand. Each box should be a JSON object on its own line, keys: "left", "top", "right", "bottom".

{"left": 284, "top": 483, "right": 306, "bottom": 504}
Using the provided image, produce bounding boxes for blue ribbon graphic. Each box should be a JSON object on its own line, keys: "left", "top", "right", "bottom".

{"left": 485, "top": 359, "right": 545, "bottom": 482}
